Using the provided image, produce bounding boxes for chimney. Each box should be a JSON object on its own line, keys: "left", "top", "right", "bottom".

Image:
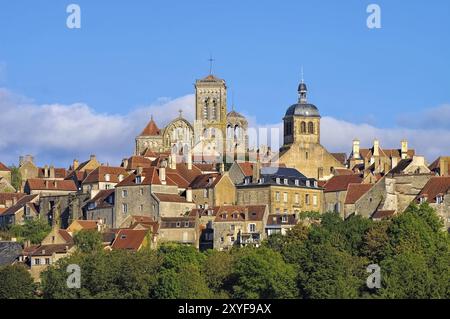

{"left": 73, "top": 159, "right": 79, "bottom": 170}
{"left": 159, "top": 166, "right": 166, "bottom": 184}
{"left": 373, "top": 139, "right": 380, "bottom": 157}
{"left": 44, "top": 165, "right": 49, "bottom": 178}
{"left": 401, "top": 140, "right": 408, "bottom": 159}
{"left": 136, "top": 166, "right": 144, "bottom": 176}
{"left": 391, "top": 156, "right": 398, "bottom": 169}
{"left": 186, "top": 187, "right": 193, "bottom": 202}
{"left": 122, "top": 158, "right": 129, "bottom": 169}
{"left": 252, "top": 161, "right": 261, "bottom": 183}
{"left": 49, "top": 165, "right": 55, "bottom": 179}
{"left": 352, "top": 139, "right": 360, "bottom": 159}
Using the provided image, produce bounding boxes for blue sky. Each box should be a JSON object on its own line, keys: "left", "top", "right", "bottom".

{"left": 1, "top": 0, "right": 450, "bottom": 166}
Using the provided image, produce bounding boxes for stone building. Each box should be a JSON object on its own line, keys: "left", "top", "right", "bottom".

{"left": 278, "top": 81, "right": 344, "bottom": 180}
{"left": 81, "top": 166, "right": 128, "bottom": 199}
{"left": 212, "top": 205, "right": 268, "bottom": 251}
{"left": 135, "top": 73, "right": 249, "bottom": 162}
{"left": 83, "top": 189, "right": 115, "bottom": 227}
{"left": 189, "top": 172, "right": 236, "bottom": 208}
{"left": 0, "top": 162, "right": 11, "bottom": 184}
{"left": 343, "top": 183, "right": 374, "bottom": 219}
{"left": 323, "top": 174, "right": 363, "bottom": 217}
{"left": 428, "top": 156, "right": 450, "bottom": 176}
{"left": 149, "top": 192, "right": 196, "bottom": 218}
{"left": 236, "top": 166, "right": 323, "bottom": 215}
{"left": 348, "top": 139, "right": 415, "bottom": 178}
{"left": 265, "top": 214, "right": 298, "bottom": 236}
{"left": 416, "top": 176, "right": 450, "bottom": 231}
{"left": 158, "top": 216, "right": 199, "bottom": 248}
{"left": 24, "top": 179, "right": 78, "bottom": 197}
{"left": 0, "top": 194, "right": 39, "bottom": 227}
{"left": 351, "top": 156, "right": 432, "bottom": 219}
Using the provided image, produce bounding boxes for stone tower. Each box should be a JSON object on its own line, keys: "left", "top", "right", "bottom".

{"left": 194, "top": 74, "right": 228, "bottom": 155}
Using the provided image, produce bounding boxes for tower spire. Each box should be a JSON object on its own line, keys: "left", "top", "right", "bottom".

{"left": 301, "top": 65, "right": 304, "bottom": 83}
{"left": 208, "top": 54, "right": 215, "bottom": 75}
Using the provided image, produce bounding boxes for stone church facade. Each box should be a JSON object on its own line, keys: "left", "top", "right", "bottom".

{"left": 278, "top": 81, "right": 344, "bottom": 180}
{"left": 135, "top": 74, "right": 248, "bottom": 161}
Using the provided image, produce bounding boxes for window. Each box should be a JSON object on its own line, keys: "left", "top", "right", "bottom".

{"left": 135, "top": 176, "right": 142, "bottom": 184}
{"left": 282, "top": 215, "right": 288, "bottom": 223}
{"left": 140, "top": 188, "right": 144, "bottom": 196}
{"left": 301, "top": 121, "right": 306, "bottom": 133}
{"left": 184, "top": 221, "right": 189, "bottom": 228}
{"left": 305, "top": 152, "right": 309, "bottom": 160}
{"left": 204, "top": 189, "right": 208, "bottom": 197}
{"left": 122, "top": 190, "right": 128, "bottom": 198}
{"left": 105, "top": 184, "right": 111, "bottom": 190}
{"left": 230, "top": 236, "right": 235, "bottom": 242}
{"left": 122, "top": 203, "right": 128, "bottom": 214}
{"left": 34, "top": 258, "right": 41, "bottom": 265}
{"left": 314, "top": 181, "right": 318, "bottom": 187}
{"left": 295, "top": 193, "right": 299, "bottom": 204}
{"left": 308, "top": 122, "right": 314, "bottom": 134}
{"left": 220, "top": 237, "right": 224, "bottom": 243}
{"left": 305, "top": 194, "right": 310, "bottom": 205}
{"left": 295, "top": 179, "right": 299, "bottom": 186}
{"left": 276, "top": 178, "right": 281, "bottom": 184}
{"left": 230, "top": 225, "right": 235, "bottom": 232}
{"left": 139, "top": 204, "right": 144, "bottom": 212}
{"left": 248, "top": 223, "right": 256, "bottom": 233}
{"left": 45, "top": 258, "right": 50, "bottom": 265}
{"left": 283, "top": 192, "right": 288, "bottom": 203}
{"left": 436, "top": 196, "right": 444, "bottom": 204}
{"left": 306, "top": 180, "right": 310, "bottom": 187}
{"left": 275, "top": 192, "right": 280, "bottom": 201}
{"left": 105, "top": 174, "right": 110, "bottom": 182}
{"left": 419, "top": 197, "right": 427, "bottom": 204}
{"left": 313, "top": 194, "right": 318, "bottom": 206}
{"left": 118, "top": 174, "right": 124, "bottom": 182}
{"left": 176, "top": 222, "right": 181, "bottom": 228}
{"left": 284, "top": 178, "right": 288, "bottom": 185}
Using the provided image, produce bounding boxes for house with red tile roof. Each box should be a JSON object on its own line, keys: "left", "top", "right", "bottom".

{"left": 189, "top": 172, "right": 236, "bottom": 208}
{"left": 416, "top": 176, "right": 450, "bottom": 231}
{"left": 322, "top": 174, "right": 363, "bottom": 217}
{"left": 82, "top": 189, "right": 115, "bottom": 227}
{"left": 158, "top": 216, "right": 198, "bottom": 248}
{"left": 343, "top": 183, "right": 374, "bottom": 219}
{"left": 0, "top": 162, "right": 11, "bottom": 185}
{"left": 212, "top": 205, "right": 268, "bottom": 251}
{"left": 0, "top": 194, "right": 39, "bottom": 227}
{"left": 111, "top": 229, "right": 150, "bottom": 251}
{"left": 428, "top": 156, "right": 450, "bottom": 176}
{"left": 81, "top": 166, "right": 128, "bottom": 198}
{"left": 265, "top": 213, "right": 298, "bottom": 236}
{"left": 24, "top": 179, "right": 78, "bottom": 196}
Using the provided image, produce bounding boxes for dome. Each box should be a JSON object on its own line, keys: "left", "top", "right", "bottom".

{"left": 285, "top": 103, "right": 320, "bottom": 117}
{"left": 227, "top": 110, "right": 245, "bottom": 119}
{"left": 285, "top": 80, "right": 320, "bottom": 117}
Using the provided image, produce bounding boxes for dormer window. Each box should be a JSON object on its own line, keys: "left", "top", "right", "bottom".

{"left": 276, "top": 178, "right": 281, "bottom": 184}
{"left": 436, "top": 195, "right": 444, "bottom": 204}
{"left": 118, "top": 174, "right": 124, "bottom": 182}
{"left": 295, "top": 179, "right": 299, "bottom": 186}
{"left": 135, "top": 176, "right": 142, "bottom": 184}
{"left": 419, "top": 196, "right": 427, "bottom": 204}
{"left": 306, "top": 180, "right": 310, "bottom": 187}
{"left": 105, "top": 174, "right": 110, "bottom": 182}
{"left": 281, "top": 215, "right": 288, "bottom": 223}
{"left": 284, "top": 178, "right": 288, "bottom": 185}
{"left": 176, "top": 222, "right": 181, "bottom": 228}
{"left": 314, "top": 181, "right": 318, "bottom": 187}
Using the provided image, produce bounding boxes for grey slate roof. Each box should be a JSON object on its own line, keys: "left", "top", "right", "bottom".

{"left": 0, "top": 241, "right": 22, "bottom": 266}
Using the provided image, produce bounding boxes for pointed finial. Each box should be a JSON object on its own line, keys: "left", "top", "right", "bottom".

{"left": 178, "top": 109, "right": 183, "bottom": 118}
{"left": 151, "top": 114, "right": 154, "bottom": 121}
{"left": 301, "top": 65, "right": 304, "bottom": 83}
{"left": 231, "top": 91, "right": 235, "bottom": 111}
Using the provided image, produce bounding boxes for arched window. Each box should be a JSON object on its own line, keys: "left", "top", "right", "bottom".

{"left": 203, "top": 98, "right": 209, "bottom": 120}
{"left": 301, "top": 121, "right": 306, "bottom": 133}
{"left": 308, "top": 122, "right": 314, "bottom": 134}
{"left": 211, "top": 99, "right": 217, "bottom": 120}
{"left": 234, "top": 125, "right": 240, "bottom": 140}
{"left": 227, "top": 125, "right": 233, "bottom": 139}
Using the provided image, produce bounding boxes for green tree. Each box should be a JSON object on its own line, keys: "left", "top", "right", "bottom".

{"left": 231, "top": 247, "right": 298, "bottom": 299}
{"left": 8, "top": 165, "right": 22, "bottom": 191}
{"left": 202, "top": 250, "right": 234, "bottom": 298}
{"left": 9, "top": 218, "right": 51, "bottom": 244}
{"left": 0, "top": 264, "right": 36, "bottom": 299}
{"left": 73, "top": 229, "right": 103, "bottom": 253}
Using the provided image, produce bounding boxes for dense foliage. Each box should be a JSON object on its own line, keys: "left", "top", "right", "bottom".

{"left": 8, "top": 218, "right": 51, "bottom": 244}
{"left": 2, "top": 204, "right": 450, "bottom": 299}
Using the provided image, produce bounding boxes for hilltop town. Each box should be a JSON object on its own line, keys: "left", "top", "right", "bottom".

{"left": 0, "top": 73, "right": 449, "bottom": 287}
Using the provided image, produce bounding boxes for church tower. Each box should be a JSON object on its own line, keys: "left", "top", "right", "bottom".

{"left": 194, "top": 74, "right": 228, "bottom": 155}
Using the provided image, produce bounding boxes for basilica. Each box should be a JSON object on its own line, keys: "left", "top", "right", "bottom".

{"left": 135, "top": 73, "right": 249, "bottom": 161}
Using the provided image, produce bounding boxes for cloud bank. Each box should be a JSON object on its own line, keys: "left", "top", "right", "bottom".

{"left": 0, "top": 87, "right": 449, "bottom": 167}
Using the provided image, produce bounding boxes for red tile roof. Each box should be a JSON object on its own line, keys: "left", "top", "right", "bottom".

{"left": 58, "top": 229, "right": 74, "bottom": 244}
{"left": 38, "top": 167, "right": 67, "bottom": 179}
{"left": 85, "top": 189, "right": 115, "bottom": 209}
{"left": 323, "top": 174, "right": 363, "bottom": 193}
{"left": 82, "top": 166, "right": 128, "bottom": 184}
{"left": 0, "top": 193, "right": 26, "bottom": 206}
{"left": 111, "top": 229, "right": 149, "bottom": 250}
{"left": 344, "top": 183, "right": 374, "bottom": 204}
{"left": 116, "top": 167, "right": 177, "bottom": 187}
{"left": 266, "top": 214, "right": 297, "bottom": 226}
{"left": 214, "top": 205, "right": 266, "bottom": 222}
{"left": 372, "top": 210, "right": 395, "bottom": 220}
{"left": 331, "top": 153, "right": 347, "bottom": 165}
{"left": 152, "top": 193, "right": 188, "bottom": 203}
{"left": 124, "top": 156, "right": 153, "bottom": 170}
{"left": 417, "top": 177, "right": 450, "bottom": 203}
{"left": 189, "top": 173, "right": 223, "bottom": 189}
{"left": 237, "top": 162, "right": 254, "bottom": 177}
{"left": 333, "top": 168, "right": 354, "bottom": 176}
{"left": 25, "top": 179, "right": 78, "bottom": 192}
{"left": 29, "top": 244, "right": 73, "bottom": 256}
{"left": 139, "top": 118, "right": 161, "bottom": 136}
{"left": 1, "top": 194, "right": 39, "bottom": 216}
{"left": 0, "top": 162, "right": 10, "bottom": 171}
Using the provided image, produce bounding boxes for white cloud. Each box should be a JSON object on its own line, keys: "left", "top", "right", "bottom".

{"left": 0, "top": 87, "right": 448, "bottom": 168}
{"left": 0, "top": 88, "right": 194, "bottom": 167}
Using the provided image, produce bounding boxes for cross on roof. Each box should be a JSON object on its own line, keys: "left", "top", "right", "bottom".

{"left": 208, "top": 54, "right": 215, "bottom": 75}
